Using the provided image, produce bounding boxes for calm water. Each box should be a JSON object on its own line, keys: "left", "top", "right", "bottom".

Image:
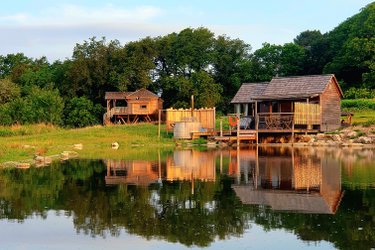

{"left": 0, "top": 146, "right": 374, "bottom": 250}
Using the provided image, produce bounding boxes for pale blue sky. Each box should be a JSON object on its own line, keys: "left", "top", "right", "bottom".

{"left": 0, "top": 0, "right": 373, "bottom": 61}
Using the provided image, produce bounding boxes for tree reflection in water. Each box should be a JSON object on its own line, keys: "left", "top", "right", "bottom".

{"left": 0, "top": 147, "right": 374, "bottom": 249}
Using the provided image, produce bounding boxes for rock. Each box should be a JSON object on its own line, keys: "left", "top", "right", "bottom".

{"left": 332, "top": 134, "right": 342, "bottom": 142}
{"left": 73, "top": 143, "right": 83, "bottom": 150}
{"left": 111, "top": 142, "right": 119, "bottom": 149}
{"left": 207, "top": 142, "right": 217, "bottom": 148}
{"left": 300, "top": 135, "right": 312, "bottom": 143}
{"left": 346, "top": 131, "right": 357, "bottom": 139}
{"left": 354, "top": 136, "right": 373, "bottom": 144}
{"left": 16, "top": 163, "right": 30, "bottom": 169}
{"left": 316, "top": 133, "right": 325, "bottom": 140}
{"left": 34, "top": 156, "right": 52, "bottom": 165}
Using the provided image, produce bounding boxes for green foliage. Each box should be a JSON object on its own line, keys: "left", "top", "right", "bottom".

{"left": 0, "top": 78, "right": 20, "bottom": 104}
{"left": 0, "top": 103, "right": 12, "bottom": 126}
{"left": 344, "top": 87, "right": 375, "bottom": 99}
{"left": 64, "top": 96, "right": 101, "bottom": 128}
{"left": 341, "top": 99, "right": 375, "bottom": 110}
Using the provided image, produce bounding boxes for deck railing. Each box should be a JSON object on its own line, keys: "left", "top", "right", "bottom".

{"left": 110, "top": 107, "right": 128, "bottom": 116}
{"left": 257, "top": 113, "right": 294, "bottom": 131}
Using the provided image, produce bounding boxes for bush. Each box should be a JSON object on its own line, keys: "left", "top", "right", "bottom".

{"left": 344, "top": 88, "right": 375, "bottom": 99}
{"left": 28, "top": 87, "right": 64, "bottom": 125}
{"left": 64, "top": 96, "right": 101, "bottom": 128}
{"left": 0, "top": 104, "right": 13, "bottom": 126}
{"left": 341, "top": 99, "right": 375, "bottom": 110}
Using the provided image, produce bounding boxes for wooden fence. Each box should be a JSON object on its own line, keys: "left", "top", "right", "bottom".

{"left": 294, "top": 103, "right": 320, "bottom": 125}
{"left": 166, "top": 108, "right": 216, "bottom": 131}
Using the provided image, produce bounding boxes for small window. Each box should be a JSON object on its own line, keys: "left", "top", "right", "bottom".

{"left": 140, "top": 105, "right": 147, "bottom": 109}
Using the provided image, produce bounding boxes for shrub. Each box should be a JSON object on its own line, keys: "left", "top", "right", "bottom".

{"left": 341, "top": 99, "right": 375, "bottom": 110}
{"left": 27, "top": 87, "right": 64, "bottom": 125}
{"left": 0, "top": 104, "right": 13, "bottom": 126}
{"left": 344, "top": 88, "right": 375, "bottom": 99}
{"left": 64, "top": 96, "right": 101, "bottom": 128}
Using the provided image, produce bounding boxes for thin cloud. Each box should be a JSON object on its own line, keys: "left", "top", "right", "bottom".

{"left": 0, "top": 4, "right": 163, "bottom": 26}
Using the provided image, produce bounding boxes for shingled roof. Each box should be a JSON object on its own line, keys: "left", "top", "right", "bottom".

{"left": 127, "top": 88, "right": 160, "bottom": 99}
{"left": 231, "top": 83, "right": 268, "bottom": 103}
{"left": 105, "top": 88, "right": 160, "bottom": 100}
{"left": 255, "top": 74, "right": 343, "bottom": 100}
{"left": 105, "top": 92, "right": 133, "bottom": 100}
{"left": 232, "top": 186, "right": 342, "bottom": 214}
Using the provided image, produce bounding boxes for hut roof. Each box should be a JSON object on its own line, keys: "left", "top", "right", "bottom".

{"left": 105, "top": 92, "right": 132, "bottom": 100}
{"left": 127, "top": 88, "right": 160, "bottom": 99}
{"left": 230, "top": 83, "right": 268, "bottom": 103}
{"left": 105, "top": 88, "right": 161, "bottom": 100}
{"left": 232, "top": 185, "right": 342, "bottom": 214}
{"left": 255, "top": 74, "right": 343, "bottom": 100}
{"left": 232, "top": 74, "right": 343, "bottom": 102}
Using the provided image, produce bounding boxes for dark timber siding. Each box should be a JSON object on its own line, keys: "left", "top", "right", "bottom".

{"left": 320, "top": 80, "right": 341, "bottom": 132}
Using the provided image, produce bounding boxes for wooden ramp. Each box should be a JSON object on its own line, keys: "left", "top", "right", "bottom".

{"left": 214, "top": 130, "right": 256, "bottom": 142}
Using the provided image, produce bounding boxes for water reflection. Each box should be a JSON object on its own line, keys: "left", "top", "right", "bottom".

{"left": 0, "top": 146, "right": 374, "bottom": 249}
{"left": 232, "top": 147, "right": 343, "bottom": 214}
{"left": 105, "top": 150, "right": 216, "bottom": 188}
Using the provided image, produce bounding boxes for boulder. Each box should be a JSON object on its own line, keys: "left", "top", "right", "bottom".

{"left": 111, "top": 142, "right": 119, "bottom": 149}
{"left": 354, "top": 136, "right": 373, "bottom": 144}
{"left": 73, "top": 143, "right": 83, "bottom": 150}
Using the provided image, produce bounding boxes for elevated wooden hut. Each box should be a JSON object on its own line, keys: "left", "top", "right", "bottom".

{"left": 231, "top": 74, "right": 343, "bottom": 132}
{"left": 104, "top": 88, "right": 163, "bottom": 124}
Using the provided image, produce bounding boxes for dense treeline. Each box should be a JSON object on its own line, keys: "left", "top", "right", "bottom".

{"left": 0, "top": 3, "right": 374, "bottom": 127}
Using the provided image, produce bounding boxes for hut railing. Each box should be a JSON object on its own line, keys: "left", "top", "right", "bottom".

{"left": 294, "top": 102, "right": 320, "bottom": 126}
{"left": 166, "top": 108, "right": 216, "bottom": 131}
{"left": 110, "top": 107, "right": 129, "bottom": 116}
{"left": 257, "top": 113, "right": 294, "bottom": 130}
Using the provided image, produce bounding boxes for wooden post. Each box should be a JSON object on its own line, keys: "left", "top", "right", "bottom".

{"left": 158, "top": 109, "right": 162, "bottom": 140}
{"left": 220, "top": 151, "right": 223, "bottom": 174}
{"left": 255, "top": 145, "right": 259, "bottom": 189}
{"left": 158, "top": 149, "right": 162, "bottom": 184}
{"left": 237, "top": 113, "right": 240, "bottom": 146}
{"left": 255, "top": 101, "right": 258, "bottom": 145}
{"left": 237, "top": 145, "right": 240, "bottom": 184}
{"left": 220, "top": 119, "right": 223, "bottom": 137}
{"left": 292, "top": 115, "right": 295, "bottom": 145}
{"left": 191, "top": 95, "right": 194, "bottom": 118}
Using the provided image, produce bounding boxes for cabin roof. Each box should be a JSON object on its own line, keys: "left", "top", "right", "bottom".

{"left": 127, "top": 88, "right": 160, "bottom": 99}
{"left": 232, "top": 74, "right": 343, "bottom": 102}
{"left": 230, "top": 83, "right": 268, "bottom": 103}
{"left": 232, "top": 185, "right": 342, "bottom": 214}
{"left": 257, "top": 74, "right": 342, "bottom": 100}
{"left": 105, "top": 92, "right": 133, "bottom": 100}
{"left": 105, "top": 88, "right": 160, "bottom": 100}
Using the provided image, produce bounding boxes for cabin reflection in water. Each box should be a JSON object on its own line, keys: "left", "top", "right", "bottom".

{"left": 105, "top": 160, "right": 160, "bottom": 186}
{"left": 232, "top": 147, "right": 343, "bottom": 214}
{"left": 105, "top": 150, "right": 216, "bottom": 186}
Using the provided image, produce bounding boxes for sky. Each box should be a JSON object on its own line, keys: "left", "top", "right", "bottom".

{"left": 0, "top": 0, "right": 373, "bottom": 61}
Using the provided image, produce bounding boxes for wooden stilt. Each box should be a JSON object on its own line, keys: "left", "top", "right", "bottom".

{"left": 158, "top": 109, "right": 161, "bottom": 140}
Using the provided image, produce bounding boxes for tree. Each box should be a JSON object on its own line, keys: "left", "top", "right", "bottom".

{"left": 64, "top": 96, "right": 102, "bottom": 127}
{"left": 27, "top": 87, "right": 64, "bottom": 125}
{"left": 192, "top": 71, "right": 222, "bottom": 108}
{"left": 0, "top": 78, "right": 20, "bottom": 105}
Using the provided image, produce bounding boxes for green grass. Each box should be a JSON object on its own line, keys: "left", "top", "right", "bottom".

{"left": 341, "top": 99, "right": 375, "bottom": 110}
{"left": 0, "top": 124, "right": 175, "bottom": 163}
{"left": 342, "top": 108, "right": 375, "bottom": 126}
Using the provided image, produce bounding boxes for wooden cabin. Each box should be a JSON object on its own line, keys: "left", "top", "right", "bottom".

{"left": 105, "top": 159, "right": 160, "bottom": 186}
{"left": 231, "top": 75, "right": 343, "bottom": 133}
{"left": 231, "top": 147, "right": 343, "bottom": 214}
{"left": 104, "top": 88, "right": 163, "bottom": 124}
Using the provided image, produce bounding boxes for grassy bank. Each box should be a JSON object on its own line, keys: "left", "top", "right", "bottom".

{"left": 0, "top": 124, "right": 174, "bottom": 163}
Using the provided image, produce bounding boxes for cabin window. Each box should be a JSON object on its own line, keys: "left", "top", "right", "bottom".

{"left": 140, "top": 105, "right": 147, "bottom": 109}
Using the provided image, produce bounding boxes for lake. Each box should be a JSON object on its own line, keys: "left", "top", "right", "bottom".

{"left": 0, "top": 146, "right": 374, "bottom": 249}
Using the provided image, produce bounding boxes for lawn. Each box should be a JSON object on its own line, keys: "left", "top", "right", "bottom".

{"left": 0, "top": 124, "right": 175, "bottom": 164}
